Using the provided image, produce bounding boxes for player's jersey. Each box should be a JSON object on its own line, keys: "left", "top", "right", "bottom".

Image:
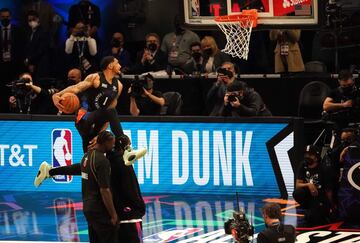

{"left": 82, "top": 72, "right": 119, "bottom": 111}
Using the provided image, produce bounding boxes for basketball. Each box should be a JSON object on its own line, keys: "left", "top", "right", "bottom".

{"left": 60, "top": 93, "right": 80, "bottom": 114}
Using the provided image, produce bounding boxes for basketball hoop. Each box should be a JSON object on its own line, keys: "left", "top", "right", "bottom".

{"left": 215, "top": 9, "right": 258, "bottom": 60}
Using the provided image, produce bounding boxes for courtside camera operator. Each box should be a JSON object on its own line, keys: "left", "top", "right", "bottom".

{"left": 257, "top": 203, "right": 296, "bottom": 243}
{"left": 219, "top": 80, "right": 271, "bottom": 117}
{"left": 206, "top": 62, "right": 237, "bottom": 116}
{"left": 323, "top": 69, "right": 360, "bottom": 129}
{"left": 224, "top": 210, "right": 254, "bottom": 243}
{"left": 128, "top": 74, "right": 165, "bottom": 116}
{"left": 8, "top": 73, "right": 58, "bottom": 114}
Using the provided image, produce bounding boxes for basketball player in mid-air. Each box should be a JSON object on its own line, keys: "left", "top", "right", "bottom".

{"left": 34, "top": 56, "right": 146, "bottom": 187}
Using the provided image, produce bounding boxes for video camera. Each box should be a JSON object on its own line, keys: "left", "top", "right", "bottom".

{"left": 217, "top": 67, "right": 234, "bottom": 79}
{"left": 130, "top": 79, "right": 145, "bottom": 97}
{"left": 130, "top": 74, "right": 154, "bottom": 97}
{"left": 224, "top": 211, "right": 254, "bottom": 243}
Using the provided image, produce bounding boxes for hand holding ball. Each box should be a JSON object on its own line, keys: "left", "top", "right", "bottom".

{"left": 59, "top": 93, "right": 80, "bottom": 114}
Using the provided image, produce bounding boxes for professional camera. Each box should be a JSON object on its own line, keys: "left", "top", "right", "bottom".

{"left": 7, "top": 77, "right": 31, "bottom": 97}
{"left": 130, "top": 79, "right": 145, "bottom": 97}
{"left": 76, "top": 26, "right": 88, "bottom": 37}
{"left": 217, "top": 67, "right": 234, "bottom": 79}
{"left": 224, "top": 211, "right": 254, "bottom": 243}
{"left": 228, "top": 94, "right": 240, "bottom": 102}
{"left": 130, "top": 74, "right": 154, "bottom": 97}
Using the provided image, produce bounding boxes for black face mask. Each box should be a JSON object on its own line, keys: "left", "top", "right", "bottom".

{"left": 341, "top": 85, "right": 355, "bottom": 96}
{"left": 304, "top": 156, "right": 317, "bottom": 167}
{"left": 67, "top": 79, "right": 77, "bottom": 85}
{"left": 111, "top": 39, "right": 122, "bottom": 48}
{"left": 147, "top": 43, "right": 157, "bottom": 52}
{"left": 203, "top": 48, "right": 213, "bottom": 57}
{"left": 192, "top": 52, "right": 202, "bottom": 61}
{"left": 1, "top": 18, "right": 10, "bottom": 27}
{"left": 341, "top": 138, "right": 354, "bottom": 147}
{"left": 175, "top": 24, "right": 184, "bottom": 34}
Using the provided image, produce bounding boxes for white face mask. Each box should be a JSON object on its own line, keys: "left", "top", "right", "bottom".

{"left": 28, "top": 20, "right": 39, "bottom": 29}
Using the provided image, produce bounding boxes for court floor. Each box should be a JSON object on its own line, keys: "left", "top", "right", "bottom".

{"left": 0, "top": 192, "right": 359, "bottom": 242}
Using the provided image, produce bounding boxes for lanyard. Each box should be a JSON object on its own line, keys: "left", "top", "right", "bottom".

{"left": 76, "top": 39, "right": 86, "bottom": 58}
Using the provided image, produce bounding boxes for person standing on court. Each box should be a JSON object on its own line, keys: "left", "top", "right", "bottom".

{"left": 81, "top": 131, "right": 118, "bottom": 243}
{"left": 257, "top": 203, "right": 296, "bottom": 243}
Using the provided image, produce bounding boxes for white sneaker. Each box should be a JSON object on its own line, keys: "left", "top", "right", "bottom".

{"left": 123, "top": 146, "right": 147, "bottom": 166}
{"left": 34, "top": 161, "right": 52, "bottom": 187}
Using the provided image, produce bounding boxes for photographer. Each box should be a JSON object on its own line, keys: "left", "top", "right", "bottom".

{"left": 128, "top": 74, "right": 165, "bottom": 116}
{"left": 323, "top": 128, "right": 357, "bottom": 190}
{"left": 293, "top": 146, "right": 335, "bottom": 225}
{"left": 323, "top": 69, "right": 360, "bottom": 128}
{"left": 65, "top": 20, "right": 97, "bottom": 76}
{"left": 220, "top": 81, "right": 271, "bottom": 117}
{"left": 8, "top": 73, "right": 58, "bottom": 114}
{"left": 206, "top": 62, "right": 237, "bottom": 116}
{"left": 257, "top": 203, "right": 295, "bottom": 243}
{"left": 224, "top": 211, "right": 253, "bottom": 243}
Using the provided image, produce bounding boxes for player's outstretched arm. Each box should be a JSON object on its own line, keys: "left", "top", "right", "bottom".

{"left": 52, "top": 73, "right": 98, "bottom": 110}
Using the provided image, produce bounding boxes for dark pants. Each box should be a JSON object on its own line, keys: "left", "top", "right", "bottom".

{"left": 85, "top": 212, "right": 118, "bottom": 243}
{"left": 118, "top": 222, "right": 143, "bottom": 243}
{"left": 76, "top": 108, "right": 124, "bottom": 152}
{"left": 293, "top": 188, "right": 331, "bottom": 225}
{"left": 49, "top": 163, "right": 81, "bottom": 177}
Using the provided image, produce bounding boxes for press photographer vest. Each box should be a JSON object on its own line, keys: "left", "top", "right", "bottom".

{"left": 83, "top": 72, "right": 119, "bottom": 111}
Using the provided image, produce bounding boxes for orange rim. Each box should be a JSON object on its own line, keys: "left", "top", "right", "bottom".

{"left": 214, "top": 9, "right": 258, "bottom": 27}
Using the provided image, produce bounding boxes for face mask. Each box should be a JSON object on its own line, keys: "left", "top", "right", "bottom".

{"left": 341, "top": 138, "right": 354, "bottom": 146}
{"left": 175, "top": 22, "right": 184, "bottom": 34}
{"left": 111, "top": 39, "right": 122, "bottom": 48}
{"left": 1, "top": 18, "right": 10, "bottom": 27}
{"left": 203, "top": 48, "right": 213, "bottom": 56}
{"left": 341, "top": 85, "right": 355, "bottom": 96}
{"left": 67, "top": 79, "right": 77, "bottom": 85}
{"left": 192, "top": 52, "right": 202, "bottom": 61}
{"left": 304, "top": 156, "right": 317, "bottom": 166}
{"left": 147, "top": 43, "right": 157, "bottom": 52}
{"left": 28, "top": 20, "right": 39, "bottom": 29}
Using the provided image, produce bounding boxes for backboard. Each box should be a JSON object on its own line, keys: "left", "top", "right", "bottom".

{"left": 184, "top": 0, "right": 318, "bottom": 26}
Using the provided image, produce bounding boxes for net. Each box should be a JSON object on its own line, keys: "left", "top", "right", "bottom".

{"left": 215, "top": 9, "right": 258, "bottom": 60}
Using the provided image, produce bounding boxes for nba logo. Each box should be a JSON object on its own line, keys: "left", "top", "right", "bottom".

{"left": 52, "top": 129, "right": 73, "bottom": 183}
{"left": 54, "top": 198, "right": 80, "bottom": 242}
